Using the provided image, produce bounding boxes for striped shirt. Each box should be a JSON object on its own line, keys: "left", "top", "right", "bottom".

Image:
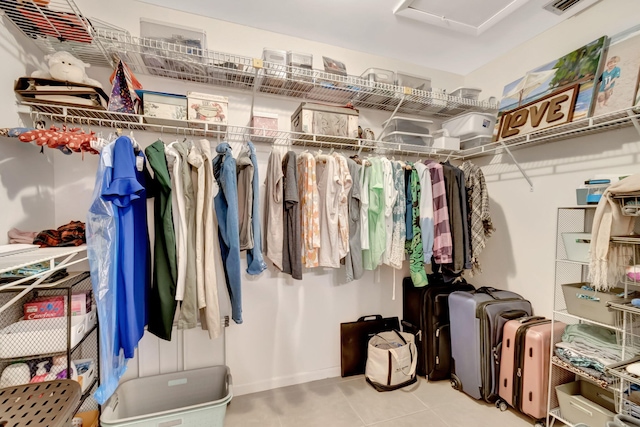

{"left": 425, "top": 161, "right": 453, "bottom": 264}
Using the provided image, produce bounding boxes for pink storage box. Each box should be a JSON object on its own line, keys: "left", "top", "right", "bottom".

{"left": 251, "top": 112, "right": 278, "bottom": 142}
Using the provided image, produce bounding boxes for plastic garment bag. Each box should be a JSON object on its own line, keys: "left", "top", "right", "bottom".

{"left": 86, "top": 143, "right": 128, "bottom": 404}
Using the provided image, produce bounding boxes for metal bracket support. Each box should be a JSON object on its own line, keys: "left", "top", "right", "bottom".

{"left": 499, "top": 140, "right": 534, "bottom": 191}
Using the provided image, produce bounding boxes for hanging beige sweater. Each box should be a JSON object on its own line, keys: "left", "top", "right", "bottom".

{"left": 589, "top": 174, "right": 640, "bottom": 290}
{"left": 264, "top": 150, "right": 284, "bottom": 270}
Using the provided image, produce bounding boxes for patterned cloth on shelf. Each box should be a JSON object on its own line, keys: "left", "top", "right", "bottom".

{"left": 33, "top": 221, "right": 86, "bottom": 248}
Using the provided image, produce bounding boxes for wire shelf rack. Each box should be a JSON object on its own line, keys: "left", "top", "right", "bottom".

{"left": 0, "top": 0, "right": 112, "bottom": 67}
{"left": 93, "top": 29, "right": 499, "bottom": 119}
{"left": 18, "top": 101, "right": 465, "bottom": 159}
{"left": 460, "top": 107, "right": 640, "bottom": 159}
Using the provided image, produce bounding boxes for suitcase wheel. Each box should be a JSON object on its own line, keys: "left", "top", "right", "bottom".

{"left": 495, "top": 399, "right": 508, "bottom": 412}
{"left": 450, "top": 374, "right": 461, "bottom": 391}
{"left": 534, "top": 420, "right": 546, "bottom": 427}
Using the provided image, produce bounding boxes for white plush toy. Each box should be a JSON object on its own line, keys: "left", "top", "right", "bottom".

{"left": 32, "top": 51, "right": 102, "bottom": 88}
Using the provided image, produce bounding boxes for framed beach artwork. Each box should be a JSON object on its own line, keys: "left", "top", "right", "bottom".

{"left": 593, "top": 25, "right": 640, "bottom": 117}
{"left": 495, "top": 36, "right": 607, "bottom": 138}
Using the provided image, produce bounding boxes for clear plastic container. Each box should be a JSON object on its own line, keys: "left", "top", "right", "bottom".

{"left": 382, "top": 116, "right": 432, "bottom": 135}
{"left": 449, "top": 87, "right": 482, "bottom": 101}
{"left": 381, "top": 131, "right": 432, "bottom": 146}
{"left": 361, "top": 68, "right": 395, "bottom": 85}
{"left": 262, "top": 48, "right": 287, "bottom": 78}
{"left": 396, "top": 72, "right": 431, "bottom": 91}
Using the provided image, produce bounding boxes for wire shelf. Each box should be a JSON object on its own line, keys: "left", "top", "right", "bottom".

{"left": 548, "top": 407, "right": 576, "bottom": 427}
{"left": 93, "top": 29, "right": 499, "bottom": 119}
{"left": 0, "top": 0, "right": 112, "bottom": 67}
{"left": 460, "top": 107, "right": 640, "bottom": 159}
{"left": 19, "top": 101, "right": 466, "bottom": 159}
{"left": 0, "top": 246, "right": 86, "bottom": 277}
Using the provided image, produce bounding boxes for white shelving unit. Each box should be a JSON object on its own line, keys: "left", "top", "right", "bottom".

{"left": 547, "top": 206, "right": 640, "bottom": 427}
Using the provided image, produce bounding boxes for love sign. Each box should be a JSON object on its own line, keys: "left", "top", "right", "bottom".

{"left": 497, "top": 84, "right": 579, "bottom": 140}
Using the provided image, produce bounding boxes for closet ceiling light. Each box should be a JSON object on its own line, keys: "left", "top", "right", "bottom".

{"left": 393, "top": 0, "right": 602, "bottom": 36}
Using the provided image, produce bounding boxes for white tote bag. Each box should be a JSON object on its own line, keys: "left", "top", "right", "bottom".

{"left": 365, "top": 330, "right": 417, "bottom": 391}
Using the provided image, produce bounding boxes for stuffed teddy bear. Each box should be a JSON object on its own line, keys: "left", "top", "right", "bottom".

{"left": 32, "top": 51, "right": 102, "bottom": 88}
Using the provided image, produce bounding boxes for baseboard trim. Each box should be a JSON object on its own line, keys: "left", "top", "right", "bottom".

{"left": 233, "top": 367, "right": 342, "bottom": 396}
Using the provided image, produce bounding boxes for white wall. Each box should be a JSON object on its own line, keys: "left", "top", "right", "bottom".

{"left": 0, "top": 16, "right": 55, "bottom": 244}
{"left": 464, "top": 0, "right": 640, "bottom": 318}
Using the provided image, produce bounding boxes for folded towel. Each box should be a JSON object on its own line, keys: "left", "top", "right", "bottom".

{"left": 7, "top": 228, "right": 37, "bottom": 245}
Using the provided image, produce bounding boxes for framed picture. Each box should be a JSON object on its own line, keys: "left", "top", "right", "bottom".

{"left": 593, "top": 25, "right": 640, "bottom": 117}
{"left": 495, "top": 36, "right": 607, "bottom": 138}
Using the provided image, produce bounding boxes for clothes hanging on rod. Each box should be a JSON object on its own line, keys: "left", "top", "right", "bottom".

{"left": 334, "top": 152, "right": 353, "bottom": 262}
{"left": 381, "top": 157, "right": 397, "bottom": 267}
{"left": 170, "top": 141, "right": 198, "bottom": 330}
{"left": 441, "top": 161, "right": 471, "bottom": 273}
{"left": 298, "top": 152, "right": 321, "bottom": 268}
{"left": 282, "top": 151, "right": 302, "bottom": 280}
{"left": 363, "top": 157, "right": 384, "bottom": 271}
{"left": 316, "top": 151, "right": 341, "bottom": 268}
{"left": 345, "top": 158, "right": 363, "bottom": 282}
{"left": 213, "top": 143, "right": 243, "bottom": 324}
{"left": 425, "top": 161, "right": 453, "bottom": 266}
{"left": 240, "top": 141, "right": 268, "bottom": 276}
{"left": 144, "top": 140, "right": 178, "bottom": 342}
{"left": 388, "top": 161, "right": 406, "bottom": 270}
{"left": 264, "top": 150, "right": 284, "bottom": 271}
{"left": 86, "top": 138, "right": 127, "bottom": 405}
{"left": 460, "top": 160, "right": 495, "bottom": 276}
{"left": 406, "top": 167, "right": 428, "bottom": 287}
{"left": 100, "top": 136, "right": 150, "bottom": 359}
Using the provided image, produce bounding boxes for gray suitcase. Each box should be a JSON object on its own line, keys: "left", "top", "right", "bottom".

{"left": 448, "top": 287, "right": 532, "bottom": 403}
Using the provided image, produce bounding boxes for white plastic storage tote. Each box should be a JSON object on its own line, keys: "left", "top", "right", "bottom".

{"left": 101, "top": 366, "right": 232, "bottom": 427}
{"left": 441, "top": 112, "right": 497, "bottom": 140}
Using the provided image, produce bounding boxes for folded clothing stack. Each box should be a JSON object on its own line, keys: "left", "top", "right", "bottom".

{"left": 0, "top": 262, "right": 68, "bottom": 284}
{"left": 554, "top": 324, "right": 634, "bottom": 384}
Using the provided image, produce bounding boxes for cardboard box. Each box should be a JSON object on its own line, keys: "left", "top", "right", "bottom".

{"left": 24, "top": 298, "right": 64, "bottom": 320}
{"left": 24, "top": 290, "right": 92, "bottom": 319}
{"left": 187, "top": 92, "right": 228, "bottom": 125}
{"left": 251, "top": 112, "right": 278, "bottom": 142}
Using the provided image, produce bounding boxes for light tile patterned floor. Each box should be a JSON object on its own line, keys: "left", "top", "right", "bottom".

{"left": 225, "top": 376, "right": 536, "bottom": 427}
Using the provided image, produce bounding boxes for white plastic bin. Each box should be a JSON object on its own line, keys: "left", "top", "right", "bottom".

{"left": 449, "top": 87, "right": 482, "bottom": 101}
{"left": 561, "top": 232, "right": 591, "bottom": 263}
{"left": 441, "top": 112, "right": 497, "bottom": 140}
{"left": 0, "top": 308, "right": 96, "bottom": 358}
{"left": 101, "top": 366, "right": 232, "bottom": 427}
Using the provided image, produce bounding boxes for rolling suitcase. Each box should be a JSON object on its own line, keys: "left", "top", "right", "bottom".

{"left": 497, "top": 317, "right": 567, "bottom": 421}
{"left": 449, "top": 287, "right": 532, "bottom": 403}
{"left": 402, "top": 277, "right": 474, "bottom": 380}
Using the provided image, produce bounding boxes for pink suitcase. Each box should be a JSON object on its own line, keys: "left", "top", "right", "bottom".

{"left": 498, "top": 317, "right": 566, "bottom": 421}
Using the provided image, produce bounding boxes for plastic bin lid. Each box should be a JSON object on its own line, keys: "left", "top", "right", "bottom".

{"left": 382, "top": 116, "right": 433, "bottom": 126}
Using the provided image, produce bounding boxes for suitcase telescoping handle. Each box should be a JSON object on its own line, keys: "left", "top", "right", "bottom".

{"left": 518, "top": 316, "right": 546, "bottom": 324}
{"left": 358, "top": 315, "right": 383, "bottom": 322}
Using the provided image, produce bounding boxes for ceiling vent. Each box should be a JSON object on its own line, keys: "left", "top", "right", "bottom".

{"left": 543, "top": 0, "right": 601, "bottom": 15}
{"left": 544, "top": 0, "right": 583, "bottom": 14}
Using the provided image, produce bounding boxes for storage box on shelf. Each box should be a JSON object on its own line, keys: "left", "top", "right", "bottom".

{"left": 137, "top": 90, "right": 188, "bottom": 126}
{"left": 441, "top": 112, "right": 497, "bottom": 140}
{"left": 291, "top": 102, "right": 359, "bottom": 143}
{"left": 251, "top": 112, "right": 278, "bottom": 142}
{"left": 556, "top": 381, "right": 617, "bottom": 426}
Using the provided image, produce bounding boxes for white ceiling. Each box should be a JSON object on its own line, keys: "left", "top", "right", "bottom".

{"left": 137, "top": 0, "right": 601, "bottom": 75}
